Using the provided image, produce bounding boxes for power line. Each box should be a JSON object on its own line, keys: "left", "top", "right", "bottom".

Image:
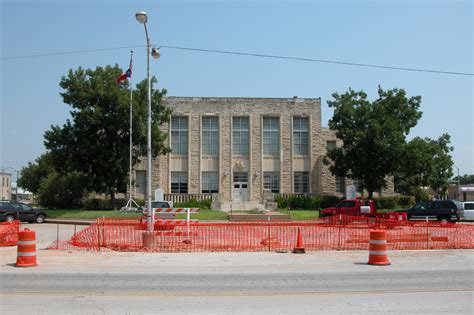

{"left": 0, "top": 45, "right": 144, "bottom": 60}
{"left": 161, "top": 45, "right": 473, "bottom": 77}
{"left": 1, "top": 44, "right": 472, "bottom": 77}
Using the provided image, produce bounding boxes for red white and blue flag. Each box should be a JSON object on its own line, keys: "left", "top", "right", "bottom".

{"left": 117, "top": 56, "right": 133, "bottom": 83}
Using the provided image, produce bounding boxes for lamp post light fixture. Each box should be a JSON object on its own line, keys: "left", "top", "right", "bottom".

{"left": 135, "top": 11, "right": 160, "bottom": 234}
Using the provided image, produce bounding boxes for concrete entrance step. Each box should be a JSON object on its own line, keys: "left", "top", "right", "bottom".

{"left": 229, "top": 211, "right": 291, "bottom": 222}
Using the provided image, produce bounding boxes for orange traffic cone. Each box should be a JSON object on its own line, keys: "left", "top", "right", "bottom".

{"left": 292, "top": 228, "right": 305, "bottom": 254}
{"left": 16, "top": 228, "right": 38, "bottom": 267}
{"left": 367, "top": 229, "right": 391, "bottom": 266}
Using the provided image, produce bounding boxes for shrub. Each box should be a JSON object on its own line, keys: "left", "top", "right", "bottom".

{"left": 320, "top": 195, "right": 341, "bottom": 209}
{"left": 411, "top": 188, "right": 432, "bottom": 202}
{"left": 375, "top": 196, "right": 399, "bottom": 209}
{"left": 276, "top": 195, "right": 336, "bottom": 210}
{"left": 374, "top": 196, "right": 416, "bottom": 209}
{"left": 397, "top": 195, "right": 416, "bottom": 207}
{"left": 174, "top": 198, "right": 212, "bottom": 210}
{"left": 275, "top": 196, "right": 289, "bottom": 209}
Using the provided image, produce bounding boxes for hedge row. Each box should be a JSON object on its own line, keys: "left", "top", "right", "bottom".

{"left": 275, "top": 195, "right": 341, "bottom": 210}
{"left": 174, "top": 199, "right": 212, "bottom": 210}
{"left": 275, "top": 195, "right": 416, "bottom": 210}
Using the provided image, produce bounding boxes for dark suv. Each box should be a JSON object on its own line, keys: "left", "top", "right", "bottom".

{"left": 0, "top": 201, "right": 47, "bottom": 223}
{"left": 401, "top": 200, "right": 463, "bottom": 222}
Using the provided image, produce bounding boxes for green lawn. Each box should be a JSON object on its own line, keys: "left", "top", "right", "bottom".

{"left": 277, "top": 209, "right": 320, "bottom": 220}
{"left": 45, "top": 210, "right": 142, "bottom": 220}
{"left": 45, "top": 209, "right": 228, "bottom": 221}
{"left": 46, "top": 208, "right": 403, "bottom": 221}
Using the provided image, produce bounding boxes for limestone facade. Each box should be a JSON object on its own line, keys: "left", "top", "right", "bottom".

{"left": 133, "top": 96, "right": 394, "bottom": 205}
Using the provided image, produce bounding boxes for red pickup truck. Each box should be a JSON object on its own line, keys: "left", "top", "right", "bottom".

{"left": 320, "top": 199, "right": 407, "bottom": 220}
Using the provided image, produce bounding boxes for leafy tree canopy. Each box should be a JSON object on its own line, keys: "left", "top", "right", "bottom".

{"left": 395, "top": 133, "right": 454, "bottom": 196}
{"left": 452, "top": 174, "right": 474, "bottom": 185}
{"left": 18, "top": 153, "right": 54, "bottom": 194}
{"left": 43, "top": 64, "right": 171, "bottom": 207}
{"left": 325, "top": 86, "right": 422, "bottom": 198}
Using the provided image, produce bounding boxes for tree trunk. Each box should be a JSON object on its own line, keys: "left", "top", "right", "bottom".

{"left": 110, "top": 191, "right": 116, "bottom": 210}
{"left": 368, "top": 190, "right": 373, "bottom": 200}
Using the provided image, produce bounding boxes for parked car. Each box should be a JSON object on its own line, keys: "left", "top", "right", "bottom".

{"left": 320, "top": 199, "right": 406, "bottom": 220}
{"left": 462, "top": 201, "right": 474, "bottom": 221}
{"left": 399, "top": 199, "right": 463, "bottom": 222}
{"left": 0, "top": 200, "right": 47, "bottom": 223}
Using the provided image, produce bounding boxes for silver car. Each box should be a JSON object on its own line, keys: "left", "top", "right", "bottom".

{"left": 462, "top": 201, "right": 474, "bottom": 221}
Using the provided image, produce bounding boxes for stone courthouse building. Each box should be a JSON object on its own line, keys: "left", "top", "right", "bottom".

{"left": 134, "top": 96, "right": 394, "bottom": 210}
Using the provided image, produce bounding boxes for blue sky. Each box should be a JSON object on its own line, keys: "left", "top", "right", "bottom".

{"left": 1, "top": 0, "right": 473, "bottom": 179}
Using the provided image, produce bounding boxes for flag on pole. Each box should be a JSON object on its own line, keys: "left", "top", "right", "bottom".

{"left": 117, "top": 55, "right": 133, "bottom": 83}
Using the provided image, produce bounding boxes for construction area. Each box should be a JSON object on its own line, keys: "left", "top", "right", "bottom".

{"left": 2, "top": 216, "right": 471, "bottom": 253}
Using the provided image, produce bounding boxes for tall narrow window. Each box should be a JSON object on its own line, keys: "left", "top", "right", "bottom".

{"left": 202, "top": 117, "right": 219, "bottom": 156}
{"left": 171, "top": 116, "right": 188, "bottom": 155}
{"left": 263, "top": 172, "right": 280, "bottom": 193}
{"left": 335, "top": 176, "right": 345, "bottom": 193}
{"left": 171, "top": 172, "right": 188, "bottom": 194}
{"left": 135, "top": 170, "right": 146, "bottom": 195}
{"left": 294, "top": 172, "right": 309, "bottom": 194}
{"left": 202, "top": 172, "right": 219, "bottom": 193}
{"left": 293, "top": 117, "right": 309, "bottom": 155}
{"left": 263, "top": 117, "right": 279, "bottom": 156}
{"left": 233, "top": 117, "right": 249, "bottom": 155}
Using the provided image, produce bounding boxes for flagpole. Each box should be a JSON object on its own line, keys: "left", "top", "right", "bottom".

{"left": 123, "top": 50, "right": 139, "bottom": 212}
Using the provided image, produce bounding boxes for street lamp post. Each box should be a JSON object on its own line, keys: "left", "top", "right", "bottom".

{"left": 135, "top": 11, "right": 160, "bottom": 234}
{"left": 456, "top": 166, "right": 461, "bottom": 200}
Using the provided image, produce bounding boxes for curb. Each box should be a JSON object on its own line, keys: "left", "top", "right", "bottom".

{"left": 45, "top": 219, "right": 95, "bottom": 226}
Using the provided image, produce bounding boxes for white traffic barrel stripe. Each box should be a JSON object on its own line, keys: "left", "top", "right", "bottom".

{"left": 369, "top": 239, "right": 386, "bottom": 244}
{"left": 18, "top": 240, "right": 36, "bottom": 245}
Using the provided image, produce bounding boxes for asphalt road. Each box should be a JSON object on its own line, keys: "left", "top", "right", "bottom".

{"left": 0, "top": 223, "right": 473, "bottom": 314}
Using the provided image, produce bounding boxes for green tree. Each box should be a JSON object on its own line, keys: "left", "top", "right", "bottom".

{"left": 43, "top": 65, "right": 171, "bottom": 208}
{"left": 37, "top": 171, "right": 86, "bottom": 209}
{"left": 325, "top": 86, "right": 422, "bottom": 198}
{"left": 18, "top": 153, "right": 54, "bottom": 194}
{"left": 18, "top": 153, "right": 87, "bottom": 208}
{"left": 395, "top": 134, "right": 454, "bottom": 197}
{"left": 453, "top": 174, "right": 474, "bottom": 185}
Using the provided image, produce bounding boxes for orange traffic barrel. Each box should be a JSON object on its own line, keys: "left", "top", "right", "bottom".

{"left": 367, "top": 229, "right": 391, "bottom": 266}
{"left": 16, "top": 228, "right": 38, "bottom": 267}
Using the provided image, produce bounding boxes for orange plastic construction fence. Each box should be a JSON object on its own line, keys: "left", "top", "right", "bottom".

{"left": 47, "top": 216, "right": 474, "bottom": 253}
{"left": 0, "top": 220, "right": 20, "bottom": 246}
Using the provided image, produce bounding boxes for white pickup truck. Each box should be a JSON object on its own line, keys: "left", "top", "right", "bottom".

{"left": 462, "top": 201, "right": 474, "bottom": 221}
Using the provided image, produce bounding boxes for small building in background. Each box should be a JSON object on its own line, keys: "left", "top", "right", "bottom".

{"left": 11, "top": 182, "right": 35, "bottom": 204}
{"left": 447, "top": 184, "right": 474, "bottom": 202}
{"left": 1, "top": 172, "right": 12, "bottom": 201}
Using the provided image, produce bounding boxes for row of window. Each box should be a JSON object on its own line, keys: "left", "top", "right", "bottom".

{"left": 171, "top": 116, "right": 310, "bottom": 156}
{"left": 1, "top": 177, "right": 10, "bottom": 188}
{"left": 136, "top": 170, "right": 360, "bottom": 195}
{"left": 168, "top": 171, "right": 311, "bottom": 194}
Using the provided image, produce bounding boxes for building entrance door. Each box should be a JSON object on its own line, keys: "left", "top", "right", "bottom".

{"left": 233, "top": 172, "right": 249, "bottom": 202}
